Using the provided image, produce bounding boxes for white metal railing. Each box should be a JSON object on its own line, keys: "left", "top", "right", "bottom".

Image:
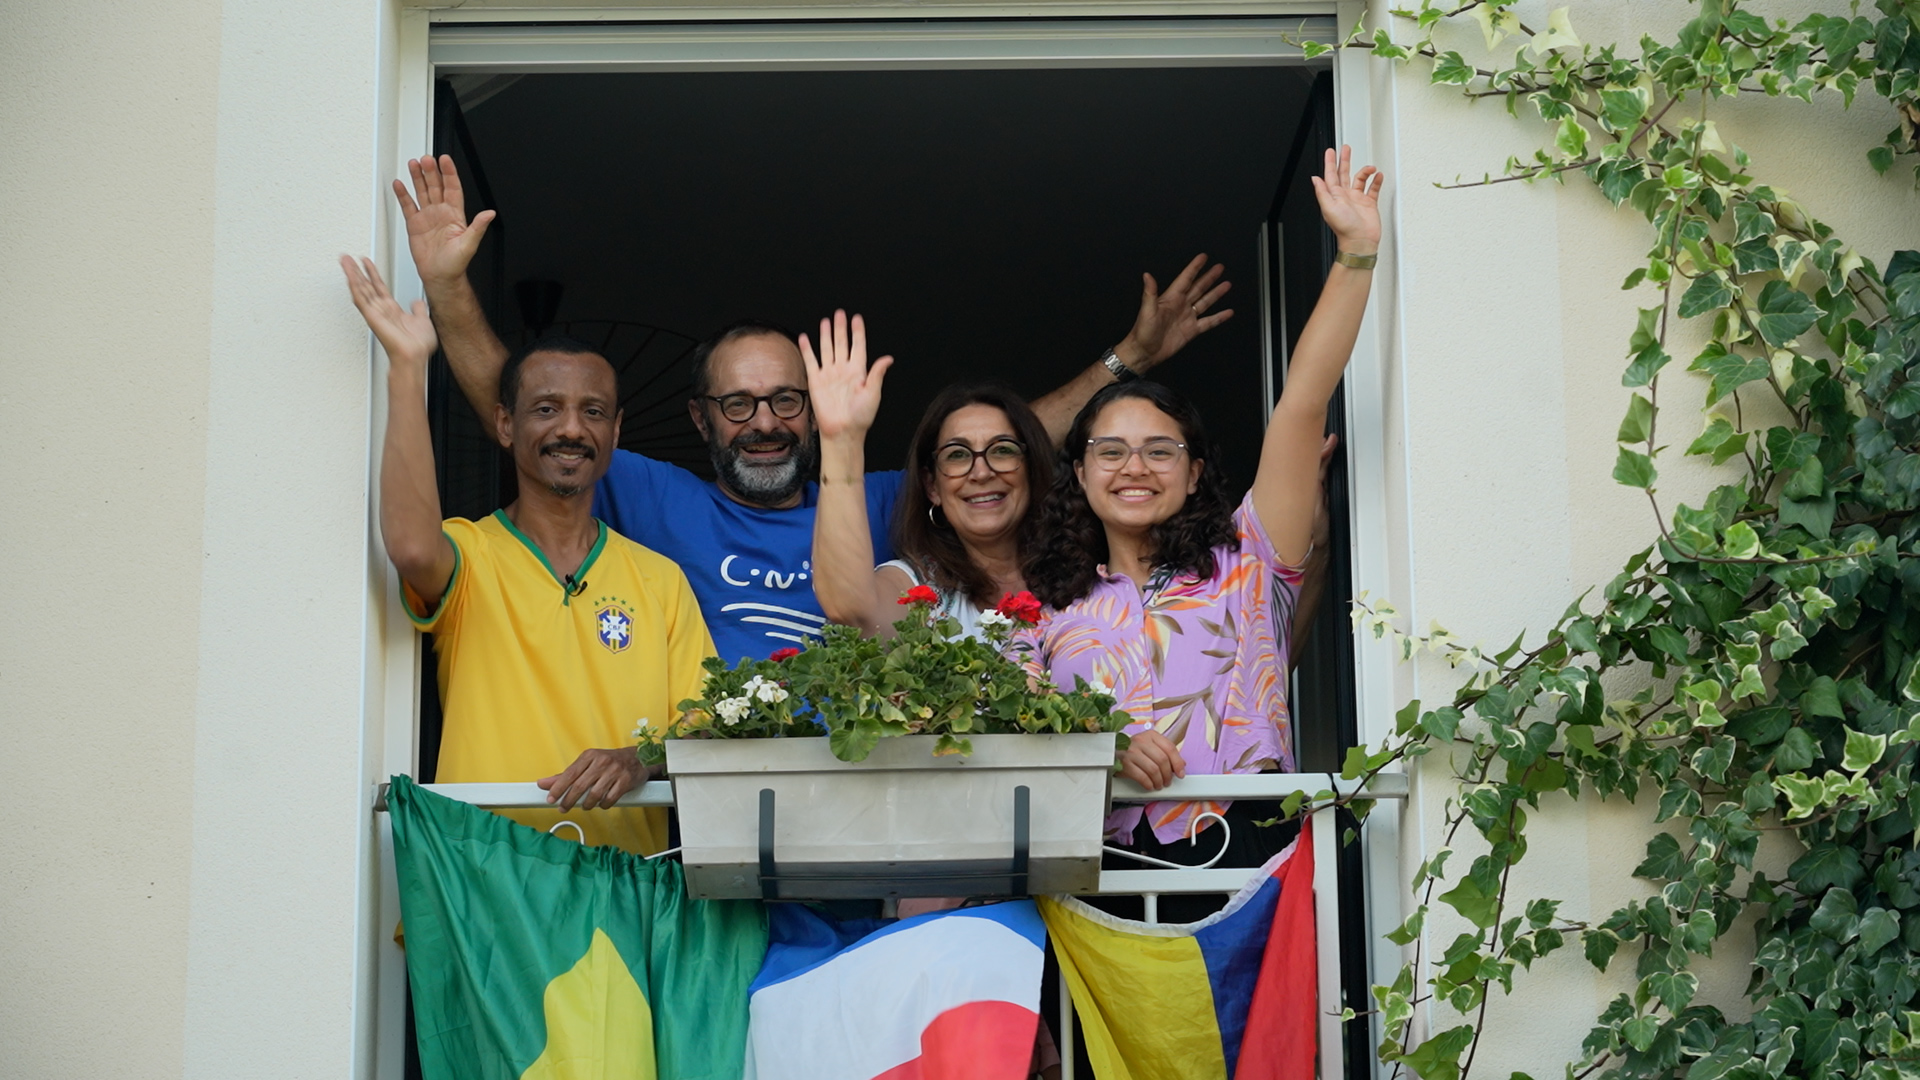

{"left": 375, "top": 772, "right": 1407, "bottom": 1080}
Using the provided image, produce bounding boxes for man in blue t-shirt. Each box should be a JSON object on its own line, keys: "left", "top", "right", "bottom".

{"left": 391, "top": 155, "right": 1238, "bottom": 661}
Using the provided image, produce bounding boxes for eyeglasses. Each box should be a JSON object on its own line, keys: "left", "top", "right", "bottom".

{"left": 1084, "top": 437, "right": 1188, "bottom": 470}
{"left": 705, "top": 389, "right": 809, "bottom": 423}
{"left": 934, "top": 439, "right": 1027, "bottom": 478}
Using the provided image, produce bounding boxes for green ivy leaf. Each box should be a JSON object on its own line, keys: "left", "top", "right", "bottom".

{"left": 1685, "top": 417, "right": 1750, "bottom": 465}
{"left": 1386, "top": 906, "right": 1427, "bottom": 946}
{"left": 1808, "top": 886, "right": 1859, "bottom": 941}
{"left": 1618, "top": 394, "right": 1655, "bottom": 444}
{"left": 1643, "top": 970, "right": 1698, "bottom": 1011}
{"left": 1556, "top": 115, "right": 1590, "bottom": 158}
{"left": 1635, "top": 832, "right": 1687, "bottom": 880}
{"left": 1844, "top": 728, "right": 1889, "bottom": 774}
{"left": 1601, "top": 87, "right": 1650, "bottom": 131}
{"left": 1723, "top": 521, "right": 1761, "bottom": 559}
{"left": 1614, "top": 447, "right": 1658, "bottom": 489}
{"left": 1802, "top": 676, "right": 1844, "bottom": 719}
{"left": 1437, "top": 875, "right": 1501, "bottom": 929}
{"left": 1401, "top": 1025, "right": 1476, "bottom": 1080}
{"left": 1690, "top": 343, "right": 1771, "bottom": 404}
{"left": 1649, "top": 624, "right": 1691, "bottom": 659}
{"left": 1776, "top": 773, "right": 1828, "bottom": 818}
{"left": 1622, "top": 1014, "right": 1661, "bottom": 1052}
{"left": 1774, "top": 727, "right": 1817, "bottom": 772}
{"left": 1431, "top": 51, "right": 1474, "bottom": 85}
{"left": 1678, "top": 272, "right": 1736, "bottom": 318}
{"left": 1584, "top": 928, "right": 1619, "bottom": 971}
{"left": 1858, "top": 908, "right": 1900, "bottom": 956}
{"left": 1753, "top": 279, "right": 1823, "bottom": 347}
{"left": 1791, "top": 843, "right": 1867, "bottom": 892}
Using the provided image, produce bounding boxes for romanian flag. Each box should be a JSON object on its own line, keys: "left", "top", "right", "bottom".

{"left": 744, "top": 901, "right": 1047, "bottom": 1080}
{"left": 388, "top": 775, "right": 769, "bottom": 1080}
{"left": 1039, "top": 830, "right": 1316, "bottom": 1080}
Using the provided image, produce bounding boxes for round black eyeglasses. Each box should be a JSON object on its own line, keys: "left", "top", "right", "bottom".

{"left": 706, "top": 390, "right": 810, "bottom": 423}
{"left": 934, "top": 439, "right": 1027, "bottom": 478}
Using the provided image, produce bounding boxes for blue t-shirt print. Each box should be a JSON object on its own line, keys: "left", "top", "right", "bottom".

{"left": 593, "top": 451, "right": 904, "bottom": 664}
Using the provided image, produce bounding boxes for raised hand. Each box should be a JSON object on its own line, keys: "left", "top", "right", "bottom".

{"left": 1118, "top": 253, "right": 1234, "bottom": 370}
{"left": 340, "top": 255, "right": 437, "bottom": 369}
{"left": 394, "top": 155, "right": 496, "bottom": 289}
{"left": 799, "top": 309, "right": 894, "bottom": 440}
{"left": 1310, "top": 145, "right": 1383, "bottom": 255}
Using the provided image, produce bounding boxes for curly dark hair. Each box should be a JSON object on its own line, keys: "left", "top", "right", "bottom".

{"left": 1024, "top": 381, "right": 1239, "bottom": 609}
{"left": 891, "top": 383, "right": 1057, "bottom": 610}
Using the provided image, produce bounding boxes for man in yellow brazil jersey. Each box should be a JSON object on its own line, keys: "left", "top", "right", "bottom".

{"left": 342, "top": 254, "right": 714, "bottom": 854}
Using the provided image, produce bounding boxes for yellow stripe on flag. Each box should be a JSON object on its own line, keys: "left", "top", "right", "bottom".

{"left": 520, "top": 928, "right": 656, "bottom": 1080}
{"left": 1039, "top": 898, "right": 1228, "bottom": 1080}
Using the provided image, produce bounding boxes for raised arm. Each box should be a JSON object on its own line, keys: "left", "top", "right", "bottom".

{"left": 1029, "top": 253, "right": 1234, "bottom": 446}
{"left": 804, "top": 310, "right": 914, "bottom": 637}
{"left": 342, "top": 255, "right": 457, "bottom": 606}
{"left": 1254, "top": 146, "right": 1382, "bottom": 567}
{"left": 394, "top": 155, "right": 508, "bottom": 417}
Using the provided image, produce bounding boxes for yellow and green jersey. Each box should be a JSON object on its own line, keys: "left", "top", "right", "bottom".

{"left": 405, "top": 510, "right": 715, "bottom": 853}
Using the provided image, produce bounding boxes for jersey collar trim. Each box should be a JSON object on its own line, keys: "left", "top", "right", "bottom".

{"left": 491, "top": 510, "right": 609, "bottom": 604}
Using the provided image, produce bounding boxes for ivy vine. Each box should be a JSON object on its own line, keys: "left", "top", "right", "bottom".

{"left": 1291, "top": 2, "right": 1920, "bottom": 1078}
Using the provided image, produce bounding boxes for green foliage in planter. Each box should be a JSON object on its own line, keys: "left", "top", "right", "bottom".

{"left": 645, "top": 591, "right": 1132, "bottom": 765}
{"left": 1301, "top": 2, "right": 1920, "bottom": 1078}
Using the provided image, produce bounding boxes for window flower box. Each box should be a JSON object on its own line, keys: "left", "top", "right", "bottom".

{"left": 666, "top": 732, "right": 1117, "bottom": 900}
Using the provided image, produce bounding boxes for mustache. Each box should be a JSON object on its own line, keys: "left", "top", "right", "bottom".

{"left": 728, "top": 429, "right": 799, "bottom": 453}
{"left": 540, "top": 439, "right": 595, "bottom": 460}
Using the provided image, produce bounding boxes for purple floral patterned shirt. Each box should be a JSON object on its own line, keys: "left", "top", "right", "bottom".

{"left": 1017, "top": 493, "right": 1303, "bottom": 844}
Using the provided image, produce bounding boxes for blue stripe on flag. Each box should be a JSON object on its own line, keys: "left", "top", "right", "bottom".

{"left": 752, "top": 901, "right": 1046, "bottom": 994}
{"left": 1194, "top": 867, "right": 1286, "bottom": 1075}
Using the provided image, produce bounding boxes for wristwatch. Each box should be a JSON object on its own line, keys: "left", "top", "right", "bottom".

{"left": 1333, "top": 250, "right": 1378, "bottom": 270}
{"left": 1100, "top": 348, "right": 1139, "bottom": 383}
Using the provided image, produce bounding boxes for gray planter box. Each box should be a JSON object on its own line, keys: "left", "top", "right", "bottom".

{"left": 665, "top": 733, "right": 1117, "bottom": 900}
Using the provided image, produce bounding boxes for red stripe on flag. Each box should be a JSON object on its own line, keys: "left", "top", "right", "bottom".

{"left": 1234, "top": 825, "right": 1318, "bottom": 1079}
{"left": 869, "top": 1000, "right": 1039, "bottom": 1080}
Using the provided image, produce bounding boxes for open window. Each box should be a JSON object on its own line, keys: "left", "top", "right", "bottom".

{"left": 398, "top": 16, "right": 1381, "bottom": 1079}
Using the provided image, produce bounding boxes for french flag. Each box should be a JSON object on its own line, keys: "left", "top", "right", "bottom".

{"left": 742, "top": 901, "right": 1046, "bottom": 1080}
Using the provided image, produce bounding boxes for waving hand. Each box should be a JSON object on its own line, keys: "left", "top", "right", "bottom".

{"left": 394, "top": 155, "right": 497, "bottom": 289}
{"left": 800, "top": 309, "right": 894, "bottom": 440}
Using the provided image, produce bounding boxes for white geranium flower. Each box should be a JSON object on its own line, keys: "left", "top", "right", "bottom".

{"left": 977, "top": 609, "right": 1013, "bottom": 630}
{"left": 714, "top": 696, "right": 752, "bottom": 725}
{"left": 754, "top": 681, "right": 789, "bottom": 704}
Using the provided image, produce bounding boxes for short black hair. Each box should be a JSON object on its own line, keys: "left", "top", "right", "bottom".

{"left": 500, "top": 335, "right": 608, "bottom": 412}
{"left": 688, "top": 319, "right": 796, "bottom": 400}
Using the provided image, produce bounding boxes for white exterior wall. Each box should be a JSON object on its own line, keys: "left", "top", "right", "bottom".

{"left": 1386, "top": 1, "right": 1920, "bottom": 1075}
{"left": 1, "top": 1, "right": 1915, "bottom": 1077}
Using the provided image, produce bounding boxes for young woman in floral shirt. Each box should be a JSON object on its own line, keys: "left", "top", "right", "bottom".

{"left": 1021, "top": 146, "right": 1384, "bottom": 899}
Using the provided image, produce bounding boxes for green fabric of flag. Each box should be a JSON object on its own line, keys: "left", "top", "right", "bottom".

{"left": 389, "top": 775, "right": 767, "bottom": 1080}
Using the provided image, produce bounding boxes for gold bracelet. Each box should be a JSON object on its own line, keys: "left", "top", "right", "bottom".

{"left": 1333, "top": 250, "right": 1378, "bottom": 270}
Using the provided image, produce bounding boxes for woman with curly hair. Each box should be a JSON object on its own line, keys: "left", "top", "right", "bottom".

{"left": 801, "top": 254, "right": 1235, "bottom": 640}
{"left": 1020, "top": 146, "right": 1383, "bottom": 888}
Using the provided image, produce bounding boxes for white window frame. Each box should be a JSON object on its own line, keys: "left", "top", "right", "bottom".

{"left": 371, "top": 8, "right": 1407, "bottom": 1078}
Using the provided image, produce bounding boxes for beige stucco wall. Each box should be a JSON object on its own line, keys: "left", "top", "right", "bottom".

{"left": 1384, "top": 1, "right": 1920, "bottom": 1075}
{"left": 1, "top": 0, "right": 402, "bottom": 1076}
{"left": 3, "top": 1, "right": 1916, "bottom": 1077}
{"left": 0, "top": 1, "right": 222, "bottom": 1074}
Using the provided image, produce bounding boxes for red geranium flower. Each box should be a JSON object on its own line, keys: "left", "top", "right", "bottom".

{"left": 769, "top": 647, "right": 801, "bottom": 662}
{"left": 995, "top": 590, "right": 1043, "bottom": 625}
{"left": 898, "top": 584, "right": 940, "bottom": 606}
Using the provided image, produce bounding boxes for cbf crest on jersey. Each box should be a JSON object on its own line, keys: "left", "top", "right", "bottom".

{"left": 594, "top": 597, "right": 635, "bottom": 654}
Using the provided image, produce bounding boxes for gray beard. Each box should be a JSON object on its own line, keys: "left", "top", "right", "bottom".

{"left": 710, "top": 429, "right": 818, "bottom": 507}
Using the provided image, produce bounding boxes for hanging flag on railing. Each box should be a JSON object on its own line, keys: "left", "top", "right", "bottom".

{"left": 387, "top": 776, "right": 768, "bottom": 1080}
{"left": 1039, "top": 830, "right": 1317, "bottom": 1080}
{"left": 743, "top": 901, "right": 1048, "bottom": 1080}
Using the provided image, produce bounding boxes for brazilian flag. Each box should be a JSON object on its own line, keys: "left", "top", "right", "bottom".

{"left": 389, "top": 776, "right": 768, "bottom": 1080}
